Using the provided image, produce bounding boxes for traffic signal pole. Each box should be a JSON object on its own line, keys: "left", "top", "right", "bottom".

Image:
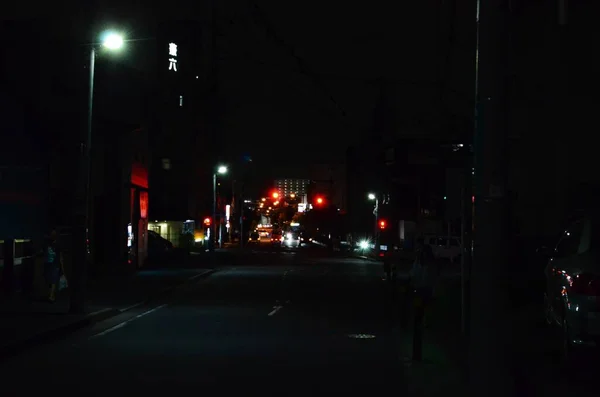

{"left": 373, "top": 196, "right": 379, "bottom": 257}
{"left": 469, "top": 0, "right": 514, "bottom": 396}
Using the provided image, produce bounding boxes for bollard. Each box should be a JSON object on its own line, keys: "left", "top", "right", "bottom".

{"left": 412, "top": 292, "right": 424, "bottom": 361}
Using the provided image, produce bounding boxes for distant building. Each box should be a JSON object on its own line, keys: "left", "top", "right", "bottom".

{"left": 149, "top": 21, "right": 210, "bottom": 222}
{"left": 274, "top": 178, "right": 310, "bottom": 199}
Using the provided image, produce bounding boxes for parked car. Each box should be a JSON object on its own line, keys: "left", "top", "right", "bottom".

{"left": 420, "top": 234, "right": 462, "bottom": 262}
{"left": 542, "top": 212, "right": 600, "bottom": 361}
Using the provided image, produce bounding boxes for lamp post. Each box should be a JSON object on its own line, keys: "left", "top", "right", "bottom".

{"left": 211, "top": 165, "right": 228, "bottom": 251}
{"left": 70, "top": 31, "right": 124, "bottom": 314}
{"left": 368, "top": 193, "right": 379, "bottom": 256}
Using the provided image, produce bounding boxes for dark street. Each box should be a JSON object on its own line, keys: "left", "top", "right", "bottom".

{"left": 1, "top": 247, "right": 414, "bottom": 395}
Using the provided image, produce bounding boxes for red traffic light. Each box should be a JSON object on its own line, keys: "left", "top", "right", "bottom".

{"left": 203, "top": 217, "right": 211, "bottom": 225}
{"left": 378, "top": 219, "right": 387, "bottom": 230}
{"left": 272, "top": 191, "right": 279, "bottom": 199}
{"left": 315, "top": 196, "right": 324, "bottom": 205}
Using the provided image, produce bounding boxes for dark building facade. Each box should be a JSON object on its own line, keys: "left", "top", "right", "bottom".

{"left": 149, "top": 20, "right": 218, "bottom": 222}
{"left": 346, "top": 2, "right": 598, "bottom": 245}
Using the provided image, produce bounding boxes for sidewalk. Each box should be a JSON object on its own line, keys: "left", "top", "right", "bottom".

{"left": 0, "top": 265, "right": 215, "bottom": 358}
{"left": 395, "top": 272, "right": 466, "bottom": 396}
{"left": 397, "top": 271, "right": 600, "bottom": 397}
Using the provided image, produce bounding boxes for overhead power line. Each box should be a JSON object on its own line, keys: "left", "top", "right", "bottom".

{"left": 246, "top": 1, "right": 348, "bottom": 123}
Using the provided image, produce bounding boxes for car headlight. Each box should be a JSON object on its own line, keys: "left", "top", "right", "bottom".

{"left": 359, "top": 240, "right": 369, "bottom": 249}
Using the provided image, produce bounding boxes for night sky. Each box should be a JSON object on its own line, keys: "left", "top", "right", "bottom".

{"left": 4, "top": 0, "right": 474, "bottom": 181}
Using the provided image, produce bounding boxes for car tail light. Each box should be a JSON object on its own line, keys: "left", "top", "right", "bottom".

{"left": 571, "top": 274, "right": 600, "bottom": 296}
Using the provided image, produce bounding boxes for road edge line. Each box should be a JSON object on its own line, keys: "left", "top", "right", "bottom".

{"left": 0, "top": 269, "right": 217, "bottom": 359}
{"left": 0, "top": 307, "right": 119, "bottom": 360}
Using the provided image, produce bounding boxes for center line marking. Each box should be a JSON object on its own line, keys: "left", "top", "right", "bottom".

{"left": 89, "top": 304, "right": 168, "bottom": 339}
{"left": 268, "top": 305, "right": 283, "bottom": 316}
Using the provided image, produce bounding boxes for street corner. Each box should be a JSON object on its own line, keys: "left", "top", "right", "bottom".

{"left": 0, "top": 307, "right": 121, "bottom": 360}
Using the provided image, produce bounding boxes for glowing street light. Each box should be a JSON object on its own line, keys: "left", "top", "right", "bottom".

{"left": 212, "top": 165, "right": 228, "bottom": 250}
{"left": 367, "top": 192, "right": 380, "bottom": 256}
{"left": 102, "top": 32, "right": 124, "bottom": 50}
{"left": 71, "top": 29, "right": 127, "bottom": 314}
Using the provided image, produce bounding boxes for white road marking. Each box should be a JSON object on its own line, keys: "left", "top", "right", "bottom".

{"left": 268, "top": 269, "right": 293, "bottom": 316}
{"left": 89, "top": 304, "right": 167, "bottom": 339}
{"left": 120, "top": 302, "right": 145, "bottom": 312}
{"left": 347, "top": 334, "right": 377, "bottom": 339}
{"left": 268, "top": 305, "right": 283, "bottom": 316}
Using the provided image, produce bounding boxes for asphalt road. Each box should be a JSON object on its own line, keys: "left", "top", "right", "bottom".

{"left": 1, "top": 245, "right": 411, "bottom": 395}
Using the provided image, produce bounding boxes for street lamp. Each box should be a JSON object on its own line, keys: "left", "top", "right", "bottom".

{"left": 367, "top": 193, "right": 379, "bottom": 256}
{"left": 102, "top": 32, "right": 124, "bottom": 50}
{"left": 70, "top": 31, "right": 125, "bottom": 314}
{"left": 212, "top": 165, "right": 228, "bottom": 250}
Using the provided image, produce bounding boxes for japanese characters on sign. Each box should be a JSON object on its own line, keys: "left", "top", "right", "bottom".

{"left": 168, "top": 42, "right": 178, "bottom": 72}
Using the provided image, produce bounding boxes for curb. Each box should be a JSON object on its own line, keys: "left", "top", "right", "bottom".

{"left": 0, "top": 268, "right": 217, "bottom": 360}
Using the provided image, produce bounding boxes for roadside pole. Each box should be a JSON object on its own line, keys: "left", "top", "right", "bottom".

{"left": 460, "top": 186, "right": 467, "bottom": 335}
{"left": 469, "top": 0, "right": 513, "bottom": 396}
{"left": 70, "top": 45, "right": 95, "bottom": 314}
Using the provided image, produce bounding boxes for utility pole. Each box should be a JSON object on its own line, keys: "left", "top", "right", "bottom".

{"left": 461, "top": 152, "right": 473, "bottom": 336}
{"left": 207, "top": 0, "right": 219, "bottom": 254}
{"left": 469, "top": 0, "right": 513, "bottom": 396}
{"left": 71, "top": 45, "right": 95, "bottom": 314}
{"left": 238, "top": 181, "right": 245, "bottom": 248}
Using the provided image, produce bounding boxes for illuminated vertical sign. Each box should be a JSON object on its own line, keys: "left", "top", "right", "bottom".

{"left": 139, "top": 191, "right": 148, "bottom": 219}
{"left": 168, "top": 42, "right": 178, "bottom": 71}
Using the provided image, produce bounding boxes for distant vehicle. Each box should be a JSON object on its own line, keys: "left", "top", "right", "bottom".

{"left": 256, "top": 227, "right": 272, "bottom": 242}
{"left": 249, "top": 232, "right": 260, "bottom": 243}
{"left": 282, "top": 231, "right": 300, "bottom": 248}
{"left": 271, "top": 230, "right": 283, "bottom": 245}
{"left": 299, "top": 231, "right": 313, "bottom": 245}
